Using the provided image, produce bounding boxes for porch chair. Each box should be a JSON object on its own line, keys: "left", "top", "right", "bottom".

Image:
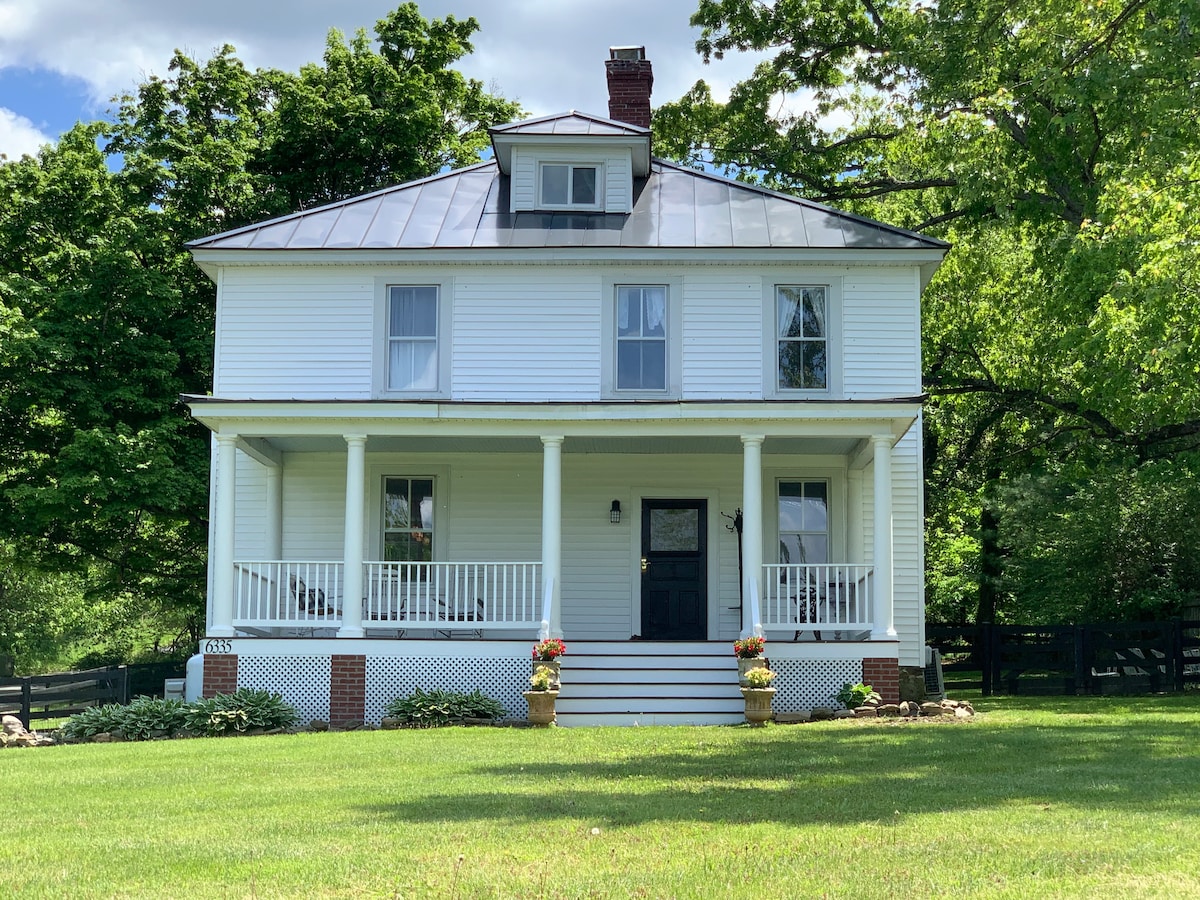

{"left": 791, "top": 574, "right": 824, "bottom": 642}
{"left": 288, "top": 574, "right": 339, "bottom": 617}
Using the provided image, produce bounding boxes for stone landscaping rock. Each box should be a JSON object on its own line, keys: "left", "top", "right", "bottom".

{"left": 775, "top": 711, "right": 811, "bottom": 724}
{"left": 380, "top": 717, "right": 402, "bottom": 730}
{"left": 898, "top": 701, "right": 919, "bottom": 717}
{"left": 954, "top": 706, "right": 973, "bottom": 719}
{"left": 878, "top": 704, "right": 901, "bottom": 717}
{"left": 854, "top": 706, "right": 878, "bottom": 718}
{"left": 833, "top": 709, "right": 855, "bottom": 719}
{"left": 810, "top": 707, "right": 835, "bottom": 721}
{"left": 920, "top": 702, "right": 944, "bottom": 717}
{"left": 2, "top": 715, "right": 26, "bottom": 736}
{"left": 309, "top": 720, "right": 329, "bottom": 732}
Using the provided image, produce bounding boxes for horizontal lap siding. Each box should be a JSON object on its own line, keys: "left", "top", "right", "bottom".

{"left": 682, "top": 274, "right": 761, "bottom": 399}
{"left": 892, "top": 430, "right": 923, "bottom": 667}
{"left": 452, "top": 272, "right": 600, "bottom": 400}
{"left": 217, "top": 268, "right": 373, "bottom": 398}
{"left": 842, "top": 268, "right": 920, "bottom": 399}
{"left": 233, "top": 451, "right": 267, "bottom": 558}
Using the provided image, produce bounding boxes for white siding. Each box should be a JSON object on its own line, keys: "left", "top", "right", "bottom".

{"left": 603, "top": 151, "right": 632, "bottom": 212}
{"left": 681, "top": 273, "right": 761, "bottom": 399}
{"left": 452, "top": 272, "right": 601, "bottom": 400}
{"left": 509, "top": 149, "right": 536, "bottom": 211}
{"left": 842, "top": 267, "right": 921, "bottom": 398}
{"left": 233, "top": 451, "right": 268, "bottom": 558}
{"left": 217, "top": 268, "right": 373, "bottom": 399}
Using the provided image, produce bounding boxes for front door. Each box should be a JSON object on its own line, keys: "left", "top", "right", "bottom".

{"left": 640, "top": 499, "right": 707, "bottom": 640}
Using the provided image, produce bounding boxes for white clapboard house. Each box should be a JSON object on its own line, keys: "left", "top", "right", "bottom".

{"left": 184, "top": 47, "right": 947, "bottom": 725}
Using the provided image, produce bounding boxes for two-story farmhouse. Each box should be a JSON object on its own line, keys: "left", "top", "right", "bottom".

{"left": 183, "top": 48, "right": 947, "bottom": 725}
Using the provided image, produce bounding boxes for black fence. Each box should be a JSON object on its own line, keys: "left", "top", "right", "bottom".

{"left": 0, "top": 666, "right": 129, "bottom": 728}
{"left": 928, "top": 620, "right": 1200, "bottom": 696}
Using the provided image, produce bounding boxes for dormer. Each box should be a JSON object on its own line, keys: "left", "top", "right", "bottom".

{"left": 489, "top": 47, "right": 654, "bottom": 215}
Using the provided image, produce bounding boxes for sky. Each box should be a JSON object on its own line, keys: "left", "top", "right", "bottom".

{"left": 0, "top": 0, "right": 764, "bottom": 161}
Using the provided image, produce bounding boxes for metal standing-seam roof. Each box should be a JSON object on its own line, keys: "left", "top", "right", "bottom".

{"left": 187, "top": 159, "right": 948, "bottom": 253}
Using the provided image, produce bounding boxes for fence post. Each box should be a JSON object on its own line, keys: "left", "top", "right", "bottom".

{"left": 116, "top": 665, "right": 129, "bottom": 704}
{"left": 1169, "top": 618, "right": 1184, "bottom": 693}
{"left": 19, "top": 677, "right": 31, "bottom": 730}
{"left": 981, "top": 623, "right": 994, "bottom": 696}
{"left": 1073, "top": 626, "right": 1088, "bottom": 696}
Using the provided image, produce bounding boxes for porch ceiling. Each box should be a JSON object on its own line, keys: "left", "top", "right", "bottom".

{"left": 251, "top": 434, "right": 862, "bottom": 456}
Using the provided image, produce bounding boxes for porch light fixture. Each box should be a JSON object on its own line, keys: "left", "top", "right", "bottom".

{"left": 610, "top": 500, "right": 622, "bottom": 524}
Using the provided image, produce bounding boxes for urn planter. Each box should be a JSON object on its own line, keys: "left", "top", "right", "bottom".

{"left": 737, "top": 657, "right": 769, "bottom": 687}
{"left": 740, "top": 687, "right": 776, "bottom": 725}
{"left": 523, "top": 690, "right": 559, "bottom": 726}
{"left": 531, "top": 659, "right": 561, "bottom": 690}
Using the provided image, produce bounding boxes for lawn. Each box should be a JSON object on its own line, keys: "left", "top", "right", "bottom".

{"left": 4, "top": 694, "right": 1200, "bottom": 899}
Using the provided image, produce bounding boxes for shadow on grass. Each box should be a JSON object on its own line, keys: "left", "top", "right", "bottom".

{"left": 362, "top": 695, "right": 1200, "bottom": 829}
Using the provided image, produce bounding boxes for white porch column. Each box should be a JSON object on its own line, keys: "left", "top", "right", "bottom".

{"left": 338, "top": 434, "right": 367, "bottom": 638}
{"left": 740, "top": 435, "right": 765, "bottom": 638}
{"left": 871, "top": 434, "right": 897, "bottom": 640}
{"left": 541, "top": 436, "right": 564, "bottom": 638}
{"left": 847, "top": 468, "right": 864, "bottom": 564}
{"left": 264, "top": 465, "right": 283, "bottom": 560}
{"left": 210, "top": 434, "right": 238, "bottom": 637}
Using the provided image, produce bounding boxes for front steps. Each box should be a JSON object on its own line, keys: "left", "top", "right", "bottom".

{"left": 555, "top": 641, "right": 744, "bottom": 726}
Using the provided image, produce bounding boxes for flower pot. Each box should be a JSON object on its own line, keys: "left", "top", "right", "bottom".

{"left": 523, "top": 690, "right": 559, "bottom": 726}
{"left": 740, "top": 687, "right": 776, "bottom": 725}
{"left": 531, "top": 659, "right": 561, "bottom": 689}
{"left": 737, "top": 657, "right": 769, "bottom": 686}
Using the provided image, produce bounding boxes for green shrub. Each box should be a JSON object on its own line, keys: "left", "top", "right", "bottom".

{"left": 183, "top": 688, "right": 298, "bottom": 736}
{"left": 835, "top": 682, "right": 874, "bottom": 709}
{"left": 112, "top": 695, "right": 189, "bottom": 740}
{"left": 59, "top": 703, "right": 128, "bottom": 740}
{"left": 385, "top": 688, "right": 507, "bottom": 728}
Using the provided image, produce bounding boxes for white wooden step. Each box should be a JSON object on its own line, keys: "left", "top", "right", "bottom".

{"left": 561, "top": 682, "right": 739, "bottom": 700}
{"left": 557, "top": 711, "right": 745, "bottom": 727}
{"left": 556, "top": 696, "right": 745, "bottom": 714}
{"left": 562, "top": 668, "right": 737, "bottom": 686}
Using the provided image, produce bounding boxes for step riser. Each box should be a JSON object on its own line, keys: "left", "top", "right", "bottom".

{"left": 557, "top": 698, "right": 745, "bottom": 714}
{"left": 557, "top": 713, "right": 745, "bottom": 727}
{"left": 562, "top": 684, "right": 739, "bottom": 700}
{"left": 564, "top": 669, "right": 737, "bottom": 685}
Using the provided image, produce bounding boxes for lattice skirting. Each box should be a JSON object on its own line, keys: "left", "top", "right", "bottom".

{"left": 364, "top": 657, "right": 526, "bottom": 723}
{"left": 772, "top": 659, "right": 863, "bottom": 711}
{"left": 237, "top": 655, "right": 332, "bottom": 724}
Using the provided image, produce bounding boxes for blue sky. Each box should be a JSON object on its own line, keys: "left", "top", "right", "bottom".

{"left": 0, "top": 0, "right": 764, "bottom": 161}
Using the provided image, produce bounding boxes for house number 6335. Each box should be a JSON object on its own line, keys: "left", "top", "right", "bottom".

{"left": 203, "top": 639, "right": 232, "bottom": 654}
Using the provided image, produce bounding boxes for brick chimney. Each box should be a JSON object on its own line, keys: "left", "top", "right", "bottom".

{"left": 606, "top": 46, "right": 653, "bottom": 128}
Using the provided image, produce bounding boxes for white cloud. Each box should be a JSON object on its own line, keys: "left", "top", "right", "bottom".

{"left": 0, "top": 107, "right": 54, "bottom": 160}
{"left": 0, "top": 0, "right": 759, "bottom": 117}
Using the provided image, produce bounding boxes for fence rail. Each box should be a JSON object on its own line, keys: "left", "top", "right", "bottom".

{"left": 0, "top": 666, "right": 128, "bottom": 728}
{"left": 927, "top": 620, "right": 1200, "bottom": 696}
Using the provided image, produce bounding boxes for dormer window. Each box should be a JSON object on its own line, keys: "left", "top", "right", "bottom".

{"left": 540, "top": 163, "right": 601, "bottom": 208}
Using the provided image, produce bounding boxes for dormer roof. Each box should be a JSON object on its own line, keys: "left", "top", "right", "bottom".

{"left": 489, "top": 111, "right": 651, "bottom": 177}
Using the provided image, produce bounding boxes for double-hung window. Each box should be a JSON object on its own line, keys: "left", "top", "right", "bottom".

{"left": 778, "top": 480, "right": 829, "bottom": 566}
{"left": 387, "top": 285, "right": 439, "bottom": 392}
{"left": 775, "top": 285, "right": 828, "bottom": 391}
{"left": 616, "top": 285, "right": 667, "bottom": 391}
{"left": 382, "top": 477, "right": 435, "bottom": 563}
{"left": 540, "top": 163, "right": 599, "bottom": 208}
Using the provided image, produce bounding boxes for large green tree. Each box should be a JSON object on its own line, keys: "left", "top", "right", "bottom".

{"left": 0, "top": 4, "right": 519, "bottom": 671}
{"left": 657, "top": 0, "right": 1200, "bottom": 621}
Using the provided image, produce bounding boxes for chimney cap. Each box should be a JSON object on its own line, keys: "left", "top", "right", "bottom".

{"left": 609, "top": 45, "right": 646, "bottom": 61}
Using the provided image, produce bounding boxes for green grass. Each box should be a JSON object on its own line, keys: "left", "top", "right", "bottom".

{"left": 4, "top": 695, "right": 1200, "bottom": 898}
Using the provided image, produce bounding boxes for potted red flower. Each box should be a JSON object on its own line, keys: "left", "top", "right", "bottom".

{"left": 531, "top": 638, "right": 566, "bottom": 689}
{"left": 733, "top": 636, "right": 768, "bottom": 686}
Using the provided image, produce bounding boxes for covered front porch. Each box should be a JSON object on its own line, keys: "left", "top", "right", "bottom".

{"left": 191, "top": 399, "right": 916, "bottom": 651}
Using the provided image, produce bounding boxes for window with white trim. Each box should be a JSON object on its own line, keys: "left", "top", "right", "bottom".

{"left": 382, "top": 477, "right": 435, "bottom": 563}
{"left": 616, "top": 285, "right": 667, "bottom": 391}
{"left": 775, "top": 285, "right": 828, "bottom": 391}
{"left": 540, "top": 163, "right": 600, "bottom": 207}
{"left": 778, "top": 480, "right": 829, "bottom": 565}
{"left": 387, "top": 285, "right": 438, "bottom": 392}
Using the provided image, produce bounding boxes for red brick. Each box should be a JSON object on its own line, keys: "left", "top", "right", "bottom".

{"left": 863, "top": 658, "right": 901, "bottom": 704}
{"left": 329, "top": 654, "right": 366, "bottom": 727}
{"left": 202, "top": 654, "right": 238, "bottom": 698}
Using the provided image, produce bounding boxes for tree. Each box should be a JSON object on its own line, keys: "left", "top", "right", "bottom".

{"left": 0, "top": 4, "right": 520, "bottom": 670}
{"left": 657, "top": 0, "right": 1200, "bottom": 621}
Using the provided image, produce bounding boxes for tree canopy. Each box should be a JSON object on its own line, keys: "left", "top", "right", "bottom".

{"left": 0, "top": 3, "right": 519, "bottom": 671}
{"left": 657, "top": 0, "right": 1200, "bottom": 621}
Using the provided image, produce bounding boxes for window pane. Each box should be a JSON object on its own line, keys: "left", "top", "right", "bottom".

{"left": 542, "top": 165, "right": 568, "bottom": 204}
{"left": 642, "top": 287, "right": 665, "bottom": 337}
{"left": 572, "top": 166, "right": 597, "bottom": 204}
{"left": 389, "top": 286, "right": 437, "bottom": 337}
{"left": 651, "top": 508, "right": 698, "bottom": 551}
{"left": 389, "top": 340, "right": 437, "bottom": 391}
{"left": 779, "top": 534, "right": 804, "bottom": 566}
{"left": 799, "top": 534, "right": 828, "bottom": 564}
{"left": 779, "top": 495, "right": 805, "bottom": 532}
{"left": 384, "top": 532, "right": 433, "bottom": 562}
{"left": 802, "top": 343, "right": 827, "bottom": 389}
{"left": 617, "top": 288, "right": 640, "bottom": 336}
{"left": 641, "top": 341, "right": 666, "bottom": 390}
{"left": 384, "top": 478, "right": 411, "bottom": 528}
{"left": 616, "top": 340, "right": 642, "bottom": 389}
{"left": 413, "top": 479, "right": 434, "bottom": 529}
{"left": 802, "top": 288, "right": 827, "bottom": 337}
{"left": 777, "top": 287, "right": 806, "bottom": 337}
{"left": 778, "top": 342, "right": 804, "bottom": 389}
{"left": 803, "top": 482, "right": 828, "bottom": 530}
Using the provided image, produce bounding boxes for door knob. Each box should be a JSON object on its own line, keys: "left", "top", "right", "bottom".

{"left": 640, "top": 557, "right": 649, "bottom": 573}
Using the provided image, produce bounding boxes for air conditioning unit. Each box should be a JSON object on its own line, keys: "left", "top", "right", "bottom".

{"left": 163, "top": 678, "right": 186, "bottom": 701}
{"left": 923, "top": 647, "right": 945, "bottom": 699}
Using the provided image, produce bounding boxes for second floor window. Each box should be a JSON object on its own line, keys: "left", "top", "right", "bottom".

{"left": 540, "top": 163, "right": 599, "bottom": 207}
{"left": 388, "top": 285, "right": 438, "bottom": 391}
{"left": 616, "top": 285, "right": 667, "bottom": 391}
{"left": 776, "top": 285, "right": 828, "bottom": 391}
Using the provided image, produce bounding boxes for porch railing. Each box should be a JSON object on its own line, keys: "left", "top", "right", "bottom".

{"left": 363, "top": 561, "right": 543, "bottom": 629}
{"left": 234, "top": 561, "right": 345, "bottom": 629}
{"left": 760, "top": 564, "right": 873, "bottom": 632}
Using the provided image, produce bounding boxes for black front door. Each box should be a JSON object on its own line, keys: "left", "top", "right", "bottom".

{"left": 640, "top": 499, "right": 707, "bottom": 640}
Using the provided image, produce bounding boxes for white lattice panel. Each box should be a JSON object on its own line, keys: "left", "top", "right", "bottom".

{"left": 364, "top": 656, "right": 526, "bottom": 723}
{"left": 238, "top": 655, "right": 331, "bottom": 724}
{"left": 772, "top": 659, "right": 862, "bottom": 711}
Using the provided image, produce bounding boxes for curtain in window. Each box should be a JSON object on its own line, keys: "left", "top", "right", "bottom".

{"left": 777, "top": 288, "right": 800, "bottom": 336}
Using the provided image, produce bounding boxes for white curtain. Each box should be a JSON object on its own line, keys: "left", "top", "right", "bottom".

{"left": 777, "top": 288, "right": 799, "bottom": 337}
{"left": 644, "top": 287, "right": 665, "bottom": 334}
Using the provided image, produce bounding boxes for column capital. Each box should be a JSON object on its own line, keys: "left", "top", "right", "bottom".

{"left": 740, "top": 434, "right": 766, "bottom": 447}
{"left": 215, "top": 432, "right": 239, "bottom": 447}
{"left": 870, "top": 433, "right": 894, "bottom": 448}
{"left": 540, "top": 435, "right": 565, "bottom": 447}
{"left": 343, "top": 433, "right": 368, "bottom": 446}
